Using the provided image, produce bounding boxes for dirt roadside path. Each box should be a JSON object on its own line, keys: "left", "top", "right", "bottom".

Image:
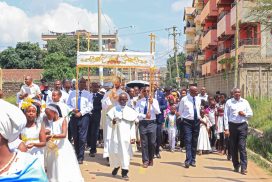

{"left": 80, "top": 148, "right": 271, "bottom": 182}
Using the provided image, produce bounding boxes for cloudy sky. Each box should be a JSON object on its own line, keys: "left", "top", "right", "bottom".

{"left": 0, "top": 0, "right": 193, "bottom": 66}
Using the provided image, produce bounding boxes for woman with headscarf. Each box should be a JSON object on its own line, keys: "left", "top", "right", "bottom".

{"left": 44, "top": 104, "right": 83, "bottom": 182}
{"left": 0, "top": 99, "right": 47, "bottom": 181}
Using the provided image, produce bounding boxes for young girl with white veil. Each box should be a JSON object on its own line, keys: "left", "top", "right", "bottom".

{"left": 44, "top": 103, "right": 84, "bottom": 182}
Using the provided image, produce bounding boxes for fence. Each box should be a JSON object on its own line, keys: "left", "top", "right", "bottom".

{"left": 197, "top": 67, "right": 272, "bottom": 98}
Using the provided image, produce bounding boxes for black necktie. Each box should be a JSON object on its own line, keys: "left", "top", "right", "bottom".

{"left": 193, "top": 97, "right": 197, "bottom": 121}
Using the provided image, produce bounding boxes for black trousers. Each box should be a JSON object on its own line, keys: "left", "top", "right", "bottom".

{"left": 139, "top": 120, "right": 157, "bottom": 163}
{"left": 209, "top": 124, "right": 216, "bottom": 148}
{"left": 87, "top": 111, "right": 101, "bottom": 153}
{"left": 179, "top": 121, "right": 185, "bottom": 148}
{"left": 183, "top": 118, "right": 200, "bottom": 165}
{"left": 70, "top": 114, "right": 90, "bottom": 161}
{"left": 229, "top": 122, "right": 248, "bottom": 170}
{"left": 155, "top": 123, "right": 163, "bottom": 155}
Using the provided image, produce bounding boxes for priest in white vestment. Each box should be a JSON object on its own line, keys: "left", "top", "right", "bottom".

{"left": 101, "top": 77, "right": 127, "bottom": 159}
{"left": 107, "top": 93, "right": 138, "bottom": 179}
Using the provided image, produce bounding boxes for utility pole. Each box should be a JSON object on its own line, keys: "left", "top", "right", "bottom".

{"left": 168, "top": 58, "right": 172, "bottom": 80}
{"left": 98, "top": 0, "right": 103, "bottom": 86}
{"left": 168, "top": 26, "right": 181, "bottom": 87}
{"left": 234, "top": 0, "right": 239, "bottom": 88}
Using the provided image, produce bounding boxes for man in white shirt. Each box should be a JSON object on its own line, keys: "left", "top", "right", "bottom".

{"left": 224, "top": 88, "right": 253, "bottom": 175}
{"left": 198, "top": 87, "right": 208, "bottom": 102}
{"left": 178, "top": 86, "right": 201, "bottom": 168}
{"left": 19, "top": 76, "right": 41, "bottom": 100}
{"left": 136, "top": 86, "right": 161, "bottom": 168}
{"left": 47, "top": 80, "right": 69, "bottom": 104}
{"left": 67, "top": 78, "right": 93, "bottom": 164}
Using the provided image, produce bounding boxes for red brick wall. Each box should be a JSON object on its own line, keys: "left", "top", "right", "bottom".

{"left": 2, "top": 69, "right": 43, "bottom": 82}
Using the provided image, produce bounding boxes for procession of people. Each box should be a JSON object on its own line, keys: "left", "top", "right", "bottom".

{"left": 0, "top": 75, "right": 253, "bottom": 181}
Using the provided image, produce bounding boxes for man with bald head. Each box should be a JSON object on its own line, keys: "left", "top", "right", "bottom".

{"left": 198, "top": 87, "right": 208, "bottom": 102}
{"left": 107, "top": 93, "right": 138, "bottom": 179}
{"left": 178, "top": 86, "right": 201, "bottom": 168}
{"left": 19, "top": 75, "right": 41, "bottom": 100}
{"left": 224, "top": 88, "right": 253, "bottom": 175}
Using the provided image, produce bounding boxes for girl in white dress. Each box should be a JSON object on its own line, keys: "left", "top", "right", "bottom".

{"left": 20, "top": 103, "right": 46, "bottom": 169}
{"left": 44, "top": 103, "right": 84, "bottom": 182}
{"left": 197, "top": 109, "right": 211, "bottom": 154}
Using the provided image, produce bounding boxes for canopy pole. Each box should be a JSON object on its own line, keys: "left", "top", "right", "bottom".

{"left": 148, "top": 33, "right": 155, "bottom": 112}
{"left": 76, "top": 66, "right": 79, "bottom": 110}
{"left": 88, "top": 66, "right": 90, "bottom": 91}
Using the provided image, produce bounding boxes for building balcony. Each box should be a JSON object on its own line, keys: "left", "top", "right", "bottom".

{"left": 185, "top": 60, "right": 193, "bottom": 67}
{"left": 216, "top": 0, "right": 234, "bottom": 7}
{"left": 194, "top": 14, "right": 201, "bottom": 25}
{"left": 230, "top": 0, "right": 256, "bottom": 27}
{"left": 217, "top": 48, "right": 231, "bottom": 72}
{"left": 184, "top": 7, "right": 196, "bottom": 21}
{"left": 230, "top": 38, "right": 261, "bottom": 57}
{"left": 217, "top": 12, "right": 234, "bottom": 39}
{"left": 185, "top": 26, "right": 196, "bottom": 34}
{"left": 185, "top": 40, "right": 196, "bottom": 51}
{"left": 201, "top": 60, "right": 217, "bottom": 76}
{"left": 200, "top": 0, "right": 218, "bottom": 24}
{"left": 201, "top": 29, "right": 217, "bottom": 50}
{"left": 197, "top": 54, "right": 205, "bottom": 65}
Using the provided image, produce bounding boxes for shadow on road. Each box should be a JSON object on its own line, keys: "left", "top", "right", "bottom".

{"left": 89, "top": 171, "right": 123, "bottom": 180}
{"left": 206, "top": 157, "right": 228, "bottom": 162}
{"left": 183, "top": 175, "right": 272, "bottom": 182}
{"left": 160, "top": 161, "right": 184, "bottom": 167}
{"left": 204, "top": 166, "right": 233, "bottom": 172}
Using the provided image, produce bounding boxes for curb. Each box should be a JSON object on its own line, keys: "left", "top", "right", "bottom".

{"left": 247, "top": 148, "right": 272, "bottom": 173}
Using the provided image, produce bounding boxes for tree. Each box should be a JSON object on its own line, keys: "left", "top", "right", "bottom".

{"left": 0, "top": 42, "right": 45, "bottom": 69}
{"left": 0, "top": 47, "right": 22, "bottom": 68}
{"left": 42, "top": 52, "right": 75, "bottom": 80}
{"left": 250, "top": 0, "right": 272, "bottom": 30}
{"left": 42, "top": 35, "right": 98, "bottom": 81}
{"left": 165, "top": 52, "right": 186, "bottom": 87}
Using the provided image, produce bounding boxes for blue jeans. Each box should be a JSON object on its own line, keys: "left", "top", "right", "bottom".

{"left": 183, "top": 118, "right": 200, "bottom": 165}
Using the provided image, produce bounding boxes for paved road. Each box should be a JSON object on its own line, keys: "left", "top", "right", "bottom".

{"left": 80, "top": 148, "right": 271, "bottom": 182}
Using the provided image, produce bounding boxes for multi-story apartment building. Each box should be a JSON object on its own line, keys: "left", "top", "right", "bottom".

{"left": 184, "top": 0, "right": 272, "bottom": 79}
{"left": 42, "top": 29, "right": 117, "bottom": 52}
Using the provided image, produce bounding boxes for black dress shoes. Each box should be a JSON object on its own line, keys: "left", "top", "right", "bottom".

{"left": 112, "top": 167, "right": 120, "bottom": 176}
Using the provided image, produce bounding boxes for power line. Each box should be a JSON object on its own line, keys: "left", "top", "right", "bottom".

{"left": 101, "top": 8, "right": 114, "bottom": 33}
{"left": 119, "top": 28, "right": 168, "bottom": 37}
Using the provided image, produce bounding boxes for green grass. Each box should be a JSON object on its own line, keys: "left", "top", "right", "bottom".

{"left": 247, "top": 97, "right": 272, "bottom": 131}
{"left": 246, "top": 97, "right": 272, "bottom": 163}
{"left": 4, "top": 96, "right": 17, "bottom": 105}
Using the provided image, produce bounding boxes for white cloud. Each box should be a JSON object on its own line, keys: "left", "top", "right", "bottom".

{"left": 171, "top": 0, "right": 192, "bottom": 12}
{"left": 0, "top": 2, "right": 115, "bottom": 46}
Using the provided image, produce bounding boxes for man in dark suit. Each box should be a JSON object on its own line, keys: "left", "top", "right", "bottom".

{"left": 154, "top": 84, "right": 167, "bottom": 158}
{"left": 88, "top": 82, "right": 104, "bottom": 157}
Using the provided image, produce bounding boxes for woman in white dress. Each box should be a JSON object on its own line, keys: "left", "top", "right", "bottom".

{"left": 44, "top": 103, "right": 84, "bottom": 182}
{"left": 20, "top": 103, "right": 46, "bottom": 169}
{"left": 197, "top": 109, "right": 211, "bottom": 154}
